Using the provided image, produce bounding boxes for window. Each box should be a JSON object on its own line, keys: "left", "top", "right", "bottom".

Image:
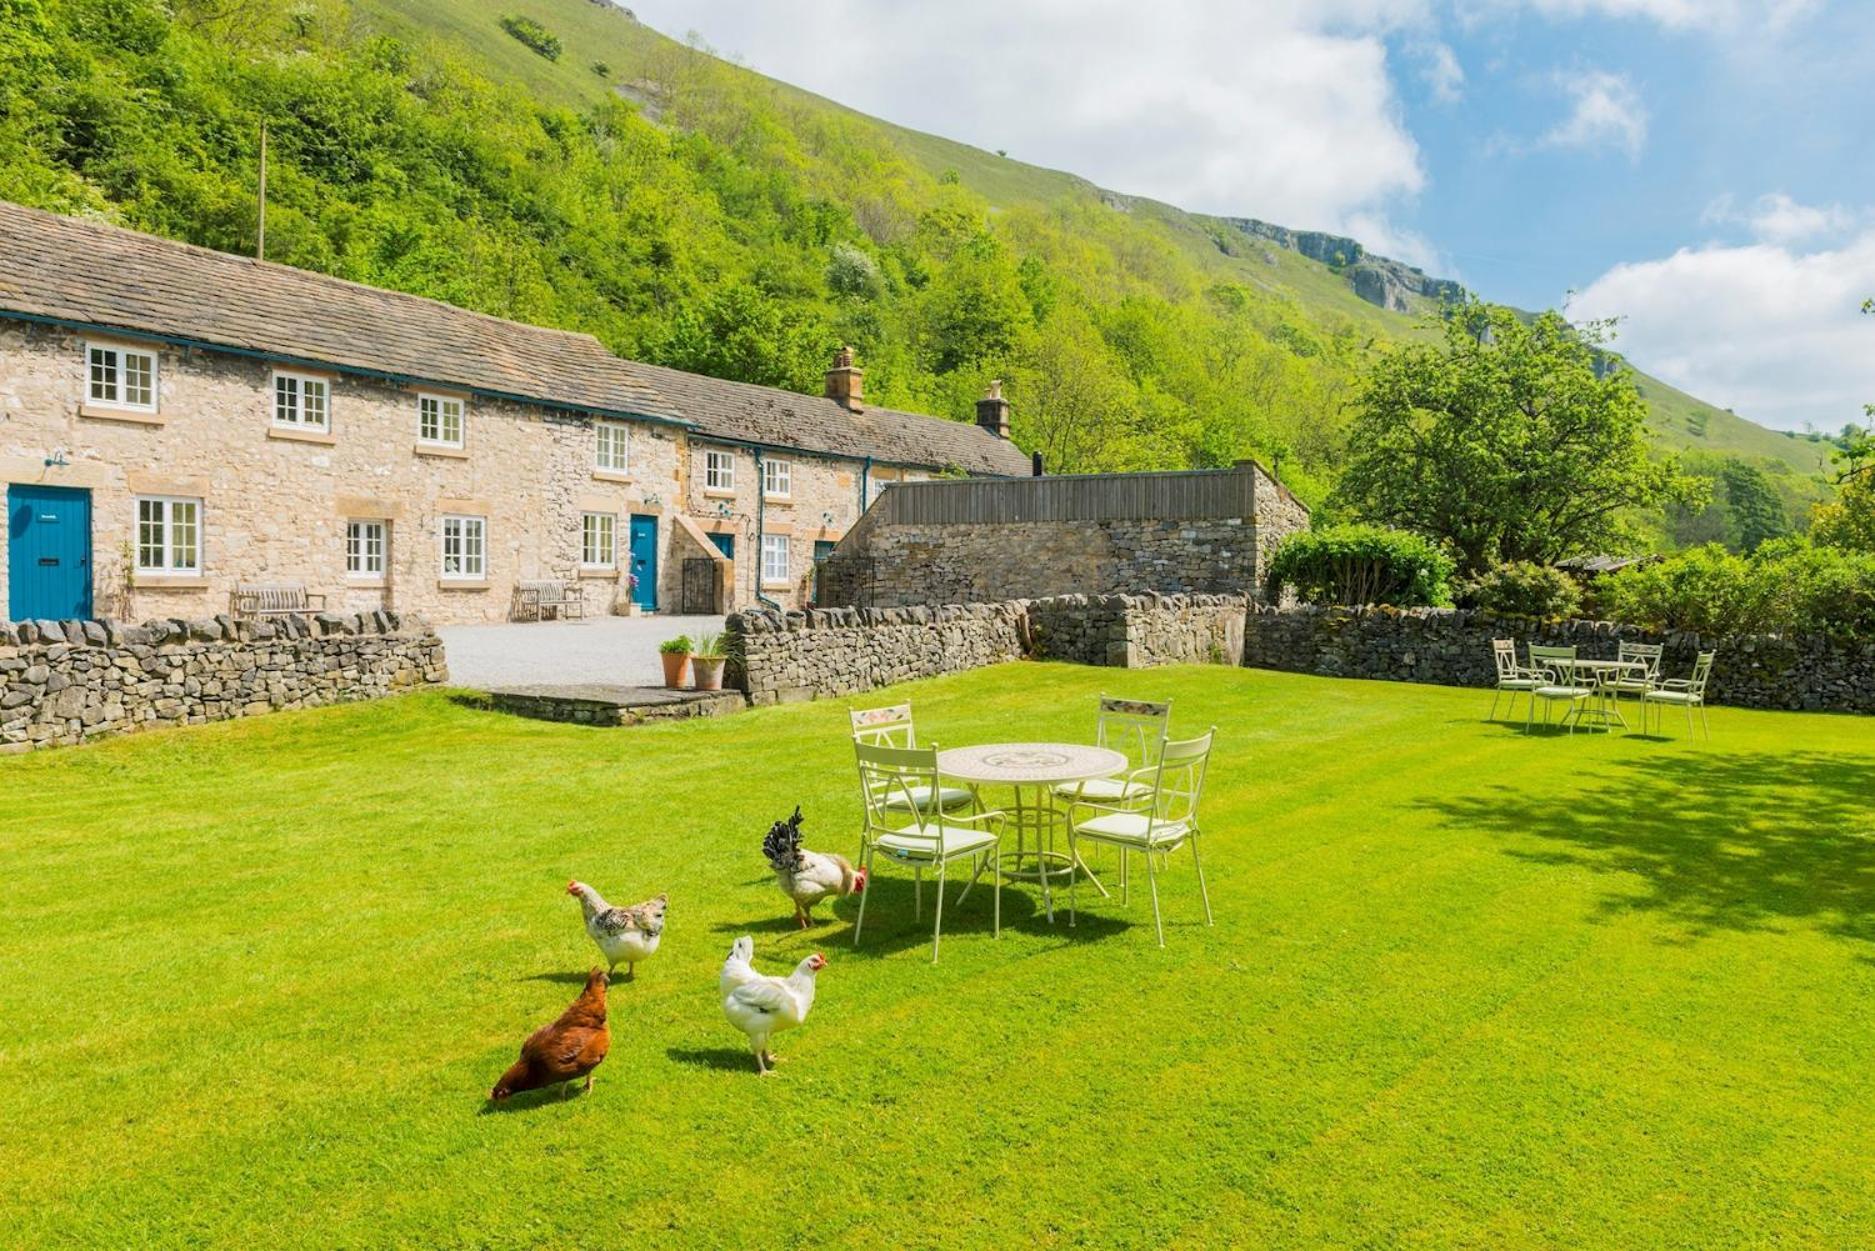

{"left": 440, "top": 514, "right": 486, "bottom": 580}
{"left": 763, "top": 457, "right": 792, "bottom": 499}
{"left": 761, "top": 533, "right": 790, "bottom": 585}
{"left": 419, "top": 393, "right": 465, "bottom": 447}
{"left": 595, "top": 422, "right": 630, "bottom": 473}
{"left": 88, "top": 343, "right": 158, "bottom": 411}
{"left": 581, "top": 512, "right": 617, "bottom": 569}
{"left": 346, "top": 520, "right": 386, "bottom": 578}
{"left": 274, "top": 371, "right": 331, "bottom": 430}
{"left": 705, "top": 449, "right": 735, "bottom": 492}
{"left": 136, "top": 496, "right": 200, "bottom": 574}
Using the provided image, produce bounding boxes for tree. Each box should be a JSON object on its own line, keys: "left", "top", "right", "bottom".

{"left": 1812, "top": 454, "right": 1875, "bottom": 551}
{"left": 1718, "top": 458, "right": 1789, "bottom": 553}
{"left": 1331, "top": 302, "right": 1700, "bottom": 574}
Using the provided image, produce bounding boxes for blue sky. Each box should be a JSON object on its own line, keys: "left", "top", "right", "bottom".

{"left": 627, "top": 1, "right": 1875, "bottom": 431}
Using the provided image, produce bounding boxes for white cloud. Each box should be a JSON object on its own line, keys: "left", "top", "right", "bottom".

{"left": 1569, "top": 232, "right": 1875, "bottom": 431}
{"left": 1704, "top": 192, "right": 1860, "bottom": 246}
{"left": 1540, "top": 69, "right": 1648, "bottom": 159}
{"left": 1467, "top": 0, "right": 1821, "bottom": 31}
{"left": 1410, "top": 39, "right": 1466, "bottom": 103}
{"left": 624, "top": 0, "right": 1430, "bottom": 237}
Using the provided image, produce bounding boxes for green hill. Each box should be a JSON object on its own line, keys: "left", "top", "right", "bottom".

{"left": 0, "top": 0, "right": 1830, "bottom": 537}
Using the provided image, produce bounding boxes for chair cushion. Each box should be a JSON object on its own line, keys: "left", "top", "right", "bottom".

{"left": 1606, "top": 680, "right": 1652, "bottom": 694}
{"left": 1071, "top": 812, "right": 1191, "bottom": 848}
{"left": 1496, "top": 678, "right": 1541, "bottom": 691}
{"left": 874, "top": 823, "right": 1000, "bottom": 862}
{"left": 1534, "top": 685, "right": 1592, "bottom": 699}
{"left": 1643, "top": 690, "right": 1702, "bottom": 705}
{"left": 882, "top": 785, "right": 975, "bottom": 812}
{"left": 1052, "top": 776, "right": 1150, "bottom": 803}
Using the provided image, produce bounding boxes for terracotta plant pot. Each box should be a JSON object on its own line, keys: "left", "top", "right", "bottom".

{"left": 691, "top": 656, "right": 726, "bottom": 692}
{"left": 660, "top": 652, "right": 692, "bottom": 689}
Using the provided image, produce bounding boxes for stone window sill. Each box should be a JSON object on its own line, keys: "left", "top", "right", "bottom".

{"left": 764, "top": 494, "right": 793, "bottom": 506}
{"left": 79, "top": 403, "right": 164, "bottom": 426}
{"left": 578, "top": 568, "right": 620, "bottom": 580}
{"left": 591, "top": 469, "right": 633, "bottom": 484}
{"left": 134, "top": 576, "right": 208, "bottom": 590}
{"left": 703, "top": 488, "right": 736, "bottom": 500}
{"left": 415, "top": 443, "right": 469, "bottom": 460}
{"left": 437, "top": 579, "right": 488, "bottom": 591}
{"left": 761, "top": 580, "right": 793, "bottom": 592}
{"left": 269, "top": 426, "right": 336, "bottom": 446}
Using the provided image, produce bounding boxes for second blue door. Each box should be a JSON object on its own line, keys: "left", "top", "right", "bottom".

{"left": 629, "top": 515, "right": 658, "bottom": 610}
{"left": 8, "top": 484, "right": 93, "bottom": 620}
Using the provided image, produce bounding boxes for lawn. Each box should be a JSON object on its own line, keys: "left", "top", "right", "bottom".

{"left": 4, "top": 664, "right": 1874, "bottom": 1248}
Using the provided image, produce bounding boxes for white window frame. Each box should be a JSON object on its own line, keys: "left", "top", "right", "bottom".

{"left": 705, "top": 448, "right": 736, "bottom": 493}
{"left": 594, "top": 422, "right": 630, "bottom": 473}
{"left": 135, "top": 496, "right": 201, "bottom": 575}
{"left": 439, "top": 514, "right": 486, "bottom": 581}
{"left": 761, "top": 533, "right": 790, "bottom": 586}
{"left": 763, "top": 457, "right": 792, "bottom": 500}
{"left": 346, "top": 519, "right": 387, "bottom": 579}
{"left": 273, "top": 370, "right": 331, "bottom": 431}
{"left": 581, "top": 512, "right": 618, "bottom": 570}
{"left": 87, "top": 341, "right": 159, "bottom": 412}
{"left": 418, "top": 392, "right": 466, "bottom": 448}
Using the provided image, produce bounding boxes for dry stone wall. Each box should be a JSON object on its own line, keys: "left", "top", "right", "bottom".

{"left": 1240, "top": 604, "right": 1875, "bottom": 714}
{"left": 0, "top": 610, "right": 446, "bottom": 752}
{"left": 728, "top": 594, "right": 1247, "bottom": 704}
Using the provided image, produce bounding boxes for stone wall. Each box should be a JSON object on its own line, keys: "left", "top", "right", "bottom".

{"left": 728, "top": 593, "right": 1247, "bottom": 704}
{"left": 0, "top": 610, "right": 447, "bottom": 752}
{"left": 1240, "top": 604, "right": 1875, "bottom": 714}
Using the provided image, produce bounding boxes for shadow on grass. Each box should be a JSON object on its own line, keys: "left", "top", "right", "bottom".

{"left": 519, "top": 969, "right": 606, "bottom": 986}
{"left": 477, "top": 1083, "right": 591, "bottom": 1114}
{"left": 1422, "top": 748, "right": 1875, "bottom": 948}
{"left": 666, "top": 1046, "right": 757, "bottom": 1074}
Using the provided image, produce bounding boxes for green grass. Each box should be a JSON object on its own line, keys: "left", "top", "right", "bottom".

{"left": 5, "top": 665, "right": 1874, "bottom": 1247}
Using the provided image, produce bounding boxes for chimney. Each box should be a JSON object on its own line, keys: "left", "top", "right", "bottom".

{"left": 976, "top": 378, "right": 1011, "bottom": 439}
{"left": 825, "top": 345, "right": 865, "bottom": 413}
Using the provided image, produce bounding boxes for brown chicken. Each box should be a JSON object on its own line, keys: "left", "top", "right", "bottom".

{"left": 489, "top": 968, "right": 611, "bottom": 1101}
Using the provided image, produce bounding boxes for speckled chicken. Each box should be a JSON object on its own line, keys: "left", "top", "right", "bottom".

{"left": 762, "top": 807, "right": 865, "bottom": 928}
{"left": 567, "top": 882, "right": 666, "bottom": 980}
{"left": 489, "top": 967, "right": 610, "bottom": 1101}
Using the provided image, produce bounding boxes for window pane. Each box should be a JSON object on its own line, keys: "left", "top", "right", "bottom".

{"left": 420, "top": 396, "right": 439, "bottom": 441}
{"left": 305, "top": 379, "right": 328, "bottom": 429}
{"left": 124, "top": 352, "right": 154, "bottom": 407}
{"left": 90, "top": 347, "right": 118, "bottom": 403}
{"left": 138, "top": 498, "right": 164, "bottom": 570}
{"left": 275, "top": 375, "right": 297, "bottom": 424}
{"left": 171, "top": 500, "right": 198, "bottom": 570}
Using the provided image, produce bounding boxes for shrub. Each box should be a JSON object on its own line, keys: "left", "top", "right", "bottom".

{"left": 1264, "top": 525, "right": 1454, "bottom": 608}
{"left": 1600, "top": 540, "right": 1875, "bottom": 637}
{"left": 499, "top": 15, "right": 561, "bottom": 60}
{"left": 1465, "top": 562, "right": 1582, "bottom": 620}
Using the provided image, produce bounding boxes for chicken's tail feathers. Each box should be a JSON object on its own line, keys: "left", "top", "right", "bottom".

{"left": 727, "top": 935, "right": 755, "bottom": 964}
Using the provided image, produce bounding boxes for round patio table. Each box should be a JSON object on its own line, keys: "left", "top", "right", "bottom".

{"left": 935, "top": 742, "right": 1127, "bottom": 923}
{"left": 1557, "top": 658, "right": 1651, "bottom": 731}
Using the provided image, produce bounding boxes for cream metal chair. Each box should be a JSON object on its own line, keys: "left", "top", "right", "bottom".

{"left": 1606, "top": 641, "right": 1664, "bottom": 721}
{"left": 1487, "top": 640, "right": 1542, "bottom": 722}
{"left": 1526, "top": 645, "right": 1593, "bottom": 734}
{"left": 852, "top": 742, "right": 1006, "bottom": 963}
{"left": 850, "top": 703, "right": 974, "bottom": 814}
{"left": 1066, "top": 728, "right": 1216, "bottom": 947}
{"left": 1054, "top": 695, "right": 1171, "bottom": 811}
{"left": 1643, "top": 651, "right": 1716, "bottom": 739}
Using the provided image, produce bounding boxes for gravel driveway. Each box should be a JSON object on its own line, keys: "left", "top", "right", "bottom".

{"left": 436, "top": 614, "right": 726, "bottom": 689}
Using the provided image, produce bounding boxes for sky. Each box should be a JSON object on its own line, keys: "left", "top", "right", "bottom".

{"left": 621, "top": 0, "right": 1875, "bottom": 433}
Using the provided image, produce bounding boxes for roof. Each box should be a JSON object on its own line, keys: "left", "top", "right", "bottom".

{"left": 1555, "top": 554, "right": 1661, "bottom": 575}
{"left": 0, "top": 200, "right": 1031, "bottom": 476}
{"left": 622, "top": 359, "right": 1032, "bottom": 477}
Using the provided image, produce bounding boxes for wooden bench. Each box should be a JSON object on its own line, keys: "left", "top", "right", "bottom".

{"left": 231, "top": 583, "right": 327, "bottom": 620}
{"left": 511, "top": 578, "right": 586, "bottom": 622}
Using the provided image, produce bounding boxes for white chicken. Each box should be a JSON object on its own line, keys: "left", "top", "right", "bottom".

{"left": 720, "top": 937, "right": 826, "bottom": 1075}
{"left": 567, "top": 882, "right": 666, "bottom": 981}
{"left": 762, "top": 806, "right": 865, "bottom": 928}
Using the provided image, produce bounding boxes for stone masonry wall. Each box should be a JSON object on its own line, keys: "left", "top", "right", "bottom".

{"left": 727, "top": 594, "right": 1247, "bottom": 704}
{"left": 1240, "top": 604, "right": 1875, "bottom": 714}
{"left": 0, "top": 610, "right": 447, "bottom": 752}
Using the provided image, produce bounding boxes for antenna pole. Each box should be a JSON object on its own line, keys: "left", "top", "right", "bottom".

{"left": 256, "top": 122, "right": 267, "bottom": 260}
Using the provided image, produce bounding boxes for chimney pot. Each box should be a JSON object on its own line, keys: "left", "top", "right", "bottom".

{"left": 825, "top": 346, "right": 865, "bottom": 413}
{"left": 976, "top": 379, "right": 1011, "bottom": 439}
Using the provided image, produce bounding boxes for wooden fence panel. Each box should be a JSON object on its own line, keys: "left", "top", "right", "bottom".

{"left": 877, "top": 469, "right": 1257, "bottom": 525}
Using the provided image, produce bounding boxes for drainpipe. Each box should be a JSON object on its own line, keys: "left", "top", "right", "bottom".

{"left": 859, "top": 456, "right": 872, "bottom": 514}
{"left": 753, "top": 447, "right": 781, "bottom": 612}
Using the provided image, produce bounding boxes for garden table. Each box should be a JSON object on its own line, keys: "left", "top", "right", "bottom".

{"left": 1558, "top": 658, "right": 1651, "bottom": 731}
{"left": 935, "top": 742, "right": 1127, "bottom": 923}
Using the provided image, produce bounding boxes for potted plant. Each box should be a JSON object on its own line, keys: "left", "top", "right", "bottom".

{"left": 690, "top": 630, "right": 727, "bottom": 692}
{"left": 658, "top": 634, "right": 693, "bottom": 689}
{"left": 619, "top": 572, "right": 642, "bottom": 617}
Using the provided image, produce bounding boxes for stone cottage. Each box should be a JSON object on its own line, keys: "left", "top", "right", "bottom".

{"left": 0, "top": 202, "right": 1030, "bottom": 624}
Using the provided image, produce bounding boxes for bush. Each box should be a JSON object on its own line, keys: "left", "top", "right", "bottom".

{"left": 499, "top": 15, "right": 561, "bottom": 60}
{"left": 1601, "top": 540, "right": 1875, "bottom": 637}
{"left": 1264, "top": 525, "right": 1454, "bottom": 608}
{"left": 1464, "top": 562, "right": 1582, "bottom": 619}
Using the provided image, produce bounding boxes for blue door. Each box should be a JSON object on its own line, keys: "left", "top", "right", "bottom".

{"left": 8, "top": 484, "right": 93, "bottom": 620}
{"left": 628, "top": 514, "right": 658, "bottom": 610}
{"left": 812, "top": 539, "right": 837, "bottom": 605}
{"left": 708, "top": 532, "right": 734, "bottom": 560}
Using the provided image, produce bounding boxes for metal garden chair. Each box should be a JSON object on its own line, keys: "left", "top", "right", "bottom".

{"left": 1053, "top": 695, "right": 1170, "bottom": 810}
{"left": 1526, "top": 645, "right": 1594, "bottom": 734}
{"left": 1642, "top": 651, "right": 1716, "bottom": 739}
{"left": 1605, "top": 641, "right": 1664, "bottom": 720}
{"left": 1066, "top": 728, "right": 1216, "bottom": 947}
{"left": 850, "top": 703, "right": 974, "bottom": 814}
{"left": 852, "top": 742, "right": 1006, "bottom": 963}
{"left": 1487, "top": 639, "right": 1542, "bottom": 722}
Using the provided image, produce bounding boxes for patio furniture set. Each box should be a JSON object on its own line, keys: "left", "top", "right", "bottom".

{"left": 847, "top": 697, "right": 1215, "bottom": 961}
{"left": 1490, "top": 639, "right": 1716, "bottom": 737}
